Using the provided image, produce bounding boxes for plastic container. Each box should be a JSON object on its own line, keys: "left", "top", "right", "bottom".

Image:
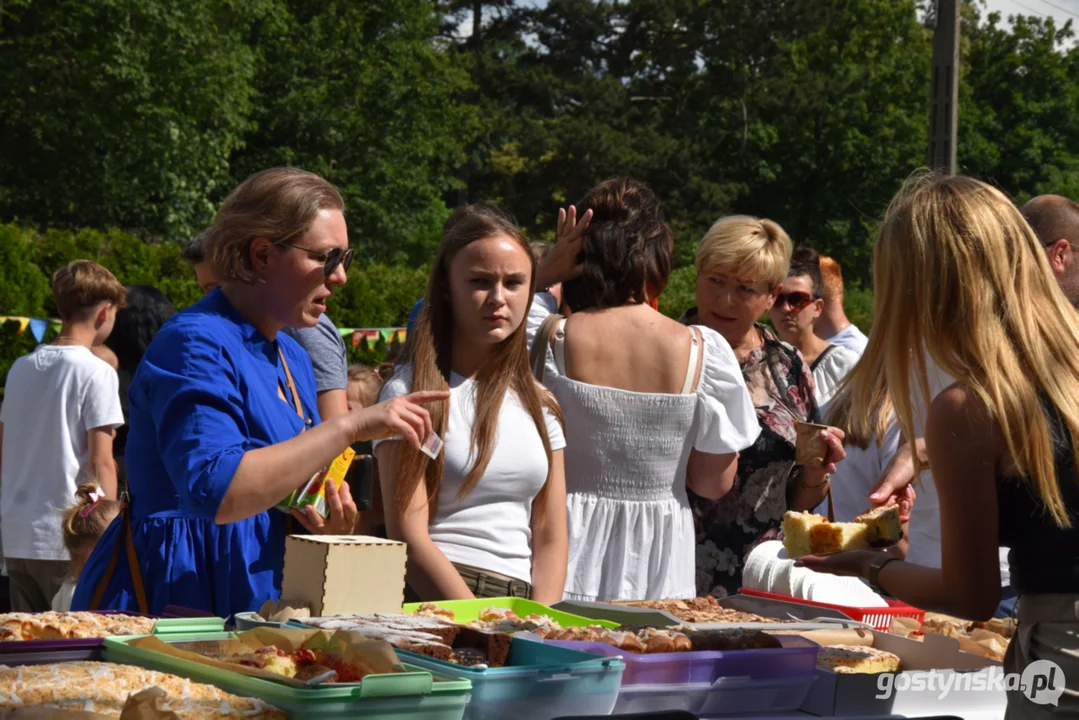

{"left": 397, "top": 637, "right": 625, "bottom": 720}
{"left": 545, "top": 635, "right": 819, "bottom": 716}
{"left": 104, "top": 631, "right": 472, "bottom": 720}
{"left": 738, "top": 588, "right": 925, "bottom": 632}
{"left": 613, "top": 675, "right": 813, "bottom": 717}
{"left": 0, "top": 611, "right": 221, "bottom": 665}
{"left": 233, "top": 611, "right": 291, "bottom": 631}
{"left": 545, "top": 634, "right": 818, "bottom": 685}
{"left": 402, "top": 597, "right": 619, "bottom": 629}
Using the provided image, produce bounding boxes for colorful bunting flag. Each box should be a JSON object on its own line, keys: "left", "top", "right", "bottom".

{"left": 1, "top": 313, "right": 408, "bottom": 351}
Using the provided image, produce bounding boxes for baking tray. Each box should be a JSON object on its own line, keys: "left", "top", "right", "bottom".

{"left": 553, "top": 595, "right": 862, "bottom": 632}
{"left": 0, "top": 611, "right": 226, "bottom": 663}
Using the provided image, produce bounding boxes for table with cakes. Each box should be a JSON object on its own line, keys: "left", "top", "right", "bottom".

{"left": 0, "top": 508, "right": 1010, "bottom": 719}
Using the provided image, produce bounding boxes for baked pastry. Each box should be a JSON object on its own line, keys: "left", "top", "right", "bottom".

{"left": 0, "top": 661, "right": 284, "bottom": 717}
{"left": 0, "top": 611, "right": 155, "bottom": 641}
{"left": 621, "top": 596, "right": 792, "bottom": 624}
{"left": 816, "top": 644, "right": 902, "bottom": 674}
{"left": 855, "top": 505, "right": 903, "bottom": 545}
{"left": 781, "top": 512, "right": 828, "bottom": 557}
{"left": 808, "top": 521, "right": 871, "bottom": 554}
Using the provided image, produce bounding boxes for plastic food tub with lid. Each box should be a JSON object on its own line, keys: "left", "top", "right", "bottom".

{"left": 545, "top": 634, "right": 820, "bottom": 716}
{"left": 397, "top": 636, "right": 625, "bottom": 720}
{"left": 0, "top": 612, "right": 225, "bottom": 664}
{"left": 401, "top": 597, "right": 619, "bottom": 629}
{"left": 104, "top": 631, "right": 472, "bottom": 720}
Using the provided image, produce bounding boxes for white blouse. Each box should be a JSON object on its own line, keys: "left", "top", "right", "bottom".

{"left": 811, "top": 344, "right": 861, "bottom": 411}
{"left": 527, "top": 294, "right": 760, "bottom": 601}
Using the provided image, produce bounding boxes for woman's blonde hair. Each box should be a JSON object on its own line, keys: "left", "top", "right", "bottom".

{"left": 695, "top": 215, "right": 792, "bottom": 289}
{"left": 205, "top": 168, "right": 345, "bottom": 283}
{"left": 849, "top": 172, "right": 1079, "bottom": 527}
{"left": 61, "top": 482, "right": 121, "bottom": 579}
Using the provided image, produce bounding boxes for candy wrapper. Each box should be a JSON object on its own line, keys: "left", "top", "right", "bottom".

{"left": 277, "top": 446, "right": 355, "bottom": 519}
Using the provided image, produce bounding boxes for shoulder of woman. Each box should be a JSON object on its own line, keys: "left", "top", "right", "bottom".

{"left": 142, "top": 313, "right": 233, "bottom": 366}
{"left": 378, "top": 364, "right": 415, "bottom": 402}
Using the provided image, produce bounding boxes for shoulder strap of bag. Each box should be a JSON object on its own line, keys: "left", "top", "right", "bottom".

{"left": 88, "top": 482, "right": 149, "bottom": 614}
{"left": 531, "top": 312, "right": 564, "bottom": 382}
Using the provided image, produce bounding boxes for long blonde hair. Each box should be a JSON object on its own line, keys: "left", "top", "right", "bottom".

{"left": 849, "top": 172, "right": 1079, "bottom": 527}
{"left": 394, "top": 205, "right": 563, "bottom": 520}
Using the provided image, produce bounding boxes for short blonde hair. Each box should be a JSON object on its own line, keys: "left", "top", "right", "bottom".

{"left": 695, "top": 215, "right": 792, "bottom": 289}
{"left": 51, "top": 261, "right": 127, "bottom": 320}
{"left": 347, "top": 364, "right": 384, "bottom": 410}
{"left": 205, "top": 168, "right": 345, "bottom": 284}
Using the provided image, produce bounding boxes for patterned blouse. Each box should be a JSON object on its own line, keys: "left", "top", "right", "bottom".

{"left": 680, "top": 314, "right": 819, "bottom": 597}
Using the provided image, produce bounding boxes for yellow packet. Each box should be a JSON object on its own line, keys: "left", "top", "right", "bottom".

{"left": 282, "top": 446, "right": 356, "bottom": 519}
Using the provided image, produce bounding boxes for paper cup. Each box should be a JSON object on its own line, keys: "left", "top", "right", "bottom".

{"left": 795, "top": 421, "right": 830, "bottom": 466}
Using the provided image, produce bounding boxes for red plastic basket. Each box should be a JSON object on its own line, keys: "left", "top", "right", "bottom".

{"left": 738, "top": 588, "right": 925, "bottom": 633}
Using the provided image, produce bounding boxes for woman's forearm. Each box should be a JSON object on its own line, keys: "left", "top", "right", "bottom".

{"left": 215, "top": 417, "right": 354, "bottom": 524}
{"left": 875, "top": 560, "right": 998, "bottom": 620}
{"left": 530, "top": 533, "right": 568, "bottom": 604}
{"left": 401, "top": 537, "right": 475, "bottom": 601}
{"left": 788, "top": 466, "right": 831, "bottom": 512}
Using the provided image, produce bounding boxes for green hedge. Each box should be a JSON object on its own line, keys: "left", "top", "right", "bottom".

{"left": 0, "top": 223, "right": 875, "bottom": 393}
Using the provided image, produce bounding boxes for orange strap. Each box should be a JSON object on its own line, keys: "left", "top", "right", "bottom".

{"left": 278, "top": 349, "right": 305, "bottom": 423}
{"left": 88, "top": 495, "right": 149, "bottom": 614}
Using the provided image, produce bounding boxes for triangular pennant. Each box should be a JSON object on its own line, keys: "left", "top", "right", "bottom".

{"left": 14, "top": 317, "right": 29, "bottom": 333}
{"left": 28, "top": 318, "right": 47, "bottom": 342}
{"left": 339, "top": 327, "right": 352, "bottom": 338}
{"left": 50, "top": 321, "right": 62, "bottom": 333}
{"left": 350, "top": 330, "right": 362, "bottom": 347}
{"left": 380, "top": 329, "right": 393, "bottom": 343}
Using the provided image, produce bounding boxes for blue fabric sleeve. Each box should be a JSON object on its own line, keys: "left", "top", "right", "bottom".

{"left": 143, "top": 325, "right": 249, "bottom": 522}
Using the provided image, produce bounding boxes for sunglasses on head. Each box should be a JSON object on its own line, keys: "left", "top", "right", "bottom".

{"left": 773, "top": 291, "right": 815, "bottom": 311}
{"left": 279, "top": 241, "right": 354, "bottom": 276}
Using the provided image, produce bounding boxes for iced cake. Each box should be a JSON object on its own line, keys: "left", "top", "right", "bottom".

{"left": 816, "top": 644, "right": 902, "bottom": 674}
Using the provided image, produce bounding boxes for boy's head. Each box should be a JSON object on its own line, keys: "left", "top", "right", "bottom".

{"left": 51, "top": 261, "right": 127, "bottom": 345}
{"left": 347, "top": 364, "right": 384, "bottom": 412}
{"left": 182, "top": 229, "right": 220, "bottom": 295}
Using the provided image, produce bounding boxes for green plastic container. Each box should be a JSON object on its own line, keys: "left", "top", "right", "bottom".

{"left": 104, "top": 632, "right": 471, "bottom": 720}
{"left": 152, "top": 617, "right": 228, "bottom": 635}
{"left": 401, "top": 598, "right": 619, "bottom": 630}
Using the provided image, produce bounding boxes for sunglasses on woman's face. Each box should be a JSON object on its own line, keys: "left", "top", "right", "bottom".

{"left": 279, "top": 242, "right": 354, "bottom": 276}
{"left": 772, "top": 291, "right": 815, "bottom": 312}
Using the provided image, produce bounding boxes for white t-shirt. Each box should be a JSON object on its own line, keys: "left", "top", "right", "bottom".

{"left": 825, "top": 325, "right": 869, "bottom": 356}
{"left": 375, "top": 366, "right": 566, "bottom": 584}
{"left": 819, "top": 420, "right": 903, "bottom": 522}
{"left": 52, "top": 579, "right": 76, "bottom": 612}
{"left": 0, "top": 346, "right": 124, "bottom": 560}
{"left": 811, "top": 344, "right": 861, "bottom": 412}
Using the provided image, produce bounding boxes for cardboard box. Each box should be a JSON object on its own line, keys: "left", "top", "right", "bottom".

{"left": 281, "top": 535, "right": 407, "bottom": 616}
{"left": 800, "top": 628, "right": 1005, "bottom": 717}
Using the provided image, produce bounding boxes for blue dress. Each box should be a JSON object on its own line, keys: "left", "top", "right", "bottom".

{"left": 72, "top": 289, "right": 321, "bottom": 617}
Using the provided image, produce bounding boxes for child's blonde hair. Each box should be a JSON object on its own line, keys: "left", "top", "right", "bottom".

{"left": 61, "top": 482, "right": 120, "bottom": 579}
{"left": 347, "top": 364, "right": 385, "bottom": 410}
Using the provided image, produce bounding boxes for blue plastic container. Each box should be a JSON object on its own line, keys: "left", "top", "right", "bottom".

{"left": 397, "top": 637, "right": 625, "bottom": 720}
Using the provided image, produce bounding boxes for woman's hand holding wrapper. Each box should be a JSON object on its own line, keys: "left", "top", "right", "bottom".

{"left": 292, "top": 390, "right": 449, "bottom": 535}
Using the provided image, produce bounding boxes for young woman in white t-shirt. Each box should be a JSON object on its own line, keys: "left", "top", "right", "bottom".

{"left": 374, "top": 205, "right": 567, "bottom": 604}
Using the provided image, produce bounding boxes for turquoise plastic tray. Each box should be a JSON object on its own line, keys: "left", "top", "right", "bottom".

{"left": 104, "top": 631, "right": 471, "bottom": 720}
{"left": 398, "top": 638, "right": 624, "bottom": 720}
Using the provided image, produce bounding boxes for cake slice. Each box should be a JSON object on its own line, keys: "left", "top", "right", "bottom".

{"left": 817, "top": 644, "right": 902, "bottom": 674}
{"left": 782, "top": 511, "right": 828, "bottom": 558}
{"left": 855, "top": 505, "right": 903, "bottom": 545}
{"left": 808, "top": 521, "right": 870, "bottom": 553}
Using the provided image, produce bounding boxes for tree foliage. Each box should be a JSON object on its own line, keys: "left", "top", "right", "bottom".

{"left": 0, "top": 0, "right": 1077, "bottom": 385}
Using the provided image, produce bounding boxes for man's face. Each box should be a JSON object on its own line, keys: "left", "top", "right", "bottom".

{"left": 193, "top": 261, "right": 220, "bottom": 295}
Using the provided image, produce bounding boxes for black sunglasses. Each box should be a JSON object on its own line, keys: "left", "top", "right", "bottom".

{"left": 279, "top": 242, "right": 354, "bottom": 276}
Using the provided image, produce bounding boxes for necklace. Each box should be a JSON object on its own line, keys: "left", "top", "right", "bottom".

{"left": 52, "top": 336, "right": 83, "bottom": 345}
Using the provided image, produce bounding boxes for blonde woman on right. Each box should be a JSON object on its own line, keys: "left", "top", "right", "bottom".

{"left": 799, "top": 173, "right": 1079, "bottom": 717}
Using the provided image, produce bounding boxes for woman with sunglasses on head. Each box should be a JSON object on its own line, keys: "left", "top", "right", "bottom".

{"left": 680, "top": 216, "right": 846, "bottom": 597}
{"left": 375, "top": 205, "right": 568, "bottom": 604}
{"left": 800, "top": 174, "right": 1079, "bottom": 717}
{"left": 770, "top": 248, "right": 860, "bottom": 411}
{"left": 73, "top": 168, "right": 445, "bottom": 617}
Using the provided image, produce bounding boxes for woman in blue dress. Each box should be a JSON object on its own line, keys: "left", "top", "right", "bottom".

{"left": 73, "top": 168, "right": 445, "bottom": 617}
